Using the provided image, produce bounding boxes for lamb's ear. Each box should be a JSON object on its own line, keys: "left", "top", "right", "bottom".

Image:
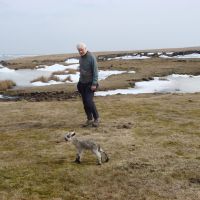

{"left": 71, "top": 131, "right": 76, "bottom": 137}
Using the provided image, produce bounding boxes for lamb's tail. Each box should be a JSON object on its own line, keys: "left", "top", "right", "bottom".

{"left": 99, "top": 146, "right": 109, "bottom": 163}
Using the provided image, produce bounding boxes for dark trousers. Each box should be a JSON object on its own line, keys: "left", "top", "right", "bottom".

{"left": 77, "top": 82, "right": 99, "bottom": 120}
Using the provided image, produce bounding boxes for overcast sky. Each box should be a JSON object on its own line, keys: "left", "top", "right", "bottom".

{"left": 0, "top": 0, "right": 200, "bottom": 55}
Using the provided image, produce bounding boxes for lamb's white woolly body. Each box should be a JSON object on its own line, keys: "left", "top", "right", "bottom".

{"left": 65, "top": 132, "right": 109, "bottom": 165}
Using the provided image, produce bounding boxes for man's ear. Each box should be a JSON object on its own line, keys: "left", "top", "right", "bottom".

{"left": 71, "top": 131, "right": 76, "bottom": 137}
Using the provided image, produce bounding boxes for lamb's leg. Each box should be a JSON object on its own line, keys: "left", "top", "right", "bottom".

{"left": 99, "top": 148, "right": 109, "bottom": 163}
{"left": 75, "top": 150, "right": 83, "bottom": 164}
{"left": 92, "top": 149, "right": 102, "bottom": 165}
{"left": 74, "top": 154, "right": 80, "bottom": 163}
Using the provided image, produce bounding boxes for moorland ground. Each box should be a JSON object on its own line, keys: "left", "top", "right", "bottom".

{"left": 3, "top": 47, "right": 200, "bottom": 96}
{"left": 0, "top": 48, "right": 200, "bottom": 200}
{"left": 0, "top": 93, "right": 200, "bottom": 200}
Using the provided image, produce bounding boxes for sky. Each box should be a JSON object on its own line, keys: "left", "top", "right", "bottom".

{"left": 0, "top": 0, "right": 200, "bottom": 55}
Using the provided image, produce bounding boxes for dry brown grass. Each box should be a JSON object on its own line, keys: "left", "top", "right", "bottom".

{"left": 66, "top": 69, "right": 77, "bottom": 74}
{"left": 63, "top": 76, "right": 72, "bottom": 82}
{"left": 30, "top": 76, "right": 49, "bottom": 83}
{"left": 31, "top": 75, "right": 61, "bottom": 83}
{"left": 51, "top": 69, "right": 77, "bottom": 76}
{"left": 1, "top": 48, "right": 200, "bottom": 199}
{"left": 0, "top": 93, "right": 200, "bottom": 199}
{"left": 52, "top": 70, "right": 69, "bottom": 75}
{"left": 0, "top": 80, "right": 16, "bottom": 91}
{"left": 49, "top": 75, "right": 60, "bottom": 82}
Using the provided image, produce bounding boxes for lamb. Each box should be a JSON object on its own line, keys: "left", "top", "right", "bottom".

{"left": 64, "top": 131, "right": 109, "bottom": 165}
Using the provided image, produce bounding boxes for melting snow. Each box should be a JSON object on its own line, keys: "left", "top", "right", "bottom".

{"left": 159, "top": 53, "right": 200, "bottom": 59}
{"left": 0, "top": 67, "right": 15, "bottom": 72}
{"left": 65, "top": 58, "right": 79, "bottom": 64}
{"left": 37, "top": 63, "right": 79, "bottom": 71}
{"left": 95, "top": 74, "right": 200, "bottom": 96}
{"left": 34, "top": 70, "right": 135, "bottom": 86}
{"left": 108, "top": 55, "right": 150, "bottom": 60}
{"left": 31, "top": 80, "right": 63, "bottom": 86}
{"left": 174, "top": 53, "right": 200, "bottom": 59}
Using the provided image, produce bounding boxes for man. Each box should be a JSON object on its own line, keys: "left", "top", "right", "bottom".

{"left": 76, "top": 42, "right": 99, "bottom": 127}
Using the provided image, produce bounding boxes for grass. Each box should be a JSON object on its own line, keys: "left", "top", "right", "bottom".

{"left": 0, "top": 80, "right": 16, "bottom": 91}
{"left": 66, "top": 69, "right": 77, "bottom": 74}
{"left": 0, "top": 93, "right": 200, "bottom": 199}
{"left": 51, "top": 69, "right": 78, "bottom": 76}
{"left": 31, "top": 75, "right": 61, "bottom": 83}
{"left": 1, "top": 48, "right": 200, "bottom": 199}
{"left": 52, "top": 70, "right": 69, "bottom": 75}
{"left": 30, "top": 76, "right": 49, "bottom": 83}
{"left": 30, "top": 74, "right": 73, "bottom": 84}
{"left": 1, "top": 48, "right": 199, "bottom": 96}
{"left": 62, "top": 76, "right": 72, "bottom": 82}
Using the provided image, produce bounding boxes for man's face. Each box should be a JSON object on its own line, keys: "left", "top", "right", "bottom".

{"left": 77, "top": 47, "right": 87, "bottom": 56}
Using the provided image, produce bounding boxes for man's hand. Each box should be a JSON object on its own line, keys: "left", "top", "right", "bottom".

{"left": 91, "top": 85, "right": 97, "bottom": 91}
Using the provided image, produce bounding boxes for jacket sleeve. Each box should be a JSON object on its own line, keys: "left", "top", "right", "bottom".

{"left": 91, "top": 55, "right": 98, "bottom": 85}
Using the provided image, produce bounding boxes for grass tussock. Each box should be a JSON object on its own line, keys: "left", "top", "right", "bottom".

{"left": 0, "top": 80, "right": 16, "bottom": 91}
{"left": 51, "top": 69, "right": 77, "bottom": 76}
{"left": 31, "top": 76, "right": 49, "bottom": 83}
{"left": 63, "top": 76, "right": 72, "bottom": 82}
{"left": 30, "top": 74, "right": 74, "bottom": 84}
{"left": 52, "top": 70, "right": 69, "bottom": 75}
{"left": 49, "top": 75, "right": 60, "bottom": 82}
{"left": 66, "top": 69, "right": 77, "bottom": 74}
{"left": 31, "top": 75, "right": 61, "bottom": 83}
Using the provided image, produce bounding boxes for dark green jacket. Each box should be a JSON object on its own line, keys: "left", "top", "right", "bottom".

{"left": 79, "top": 51, "right": 98, "bottom": 85}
